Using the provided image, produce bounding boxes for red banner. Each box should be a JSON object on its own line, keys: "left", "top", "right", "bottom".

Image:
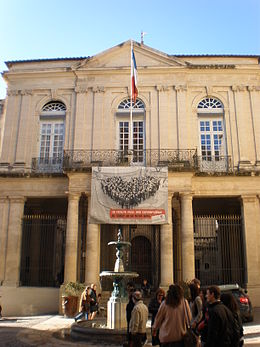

{"left": 110, "top": 208, "right": 165, "bottom": 220}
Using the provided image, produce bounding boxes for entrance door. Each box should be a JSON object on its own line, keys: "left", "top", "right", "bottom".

{"left": 131, "top": 236, "right": 152, "bottom": 284}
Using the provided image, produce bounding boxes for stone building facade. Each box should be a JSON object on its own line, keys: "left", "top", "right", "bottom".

{"left": 0, "top": 40, "right": 260, "bottom": 315}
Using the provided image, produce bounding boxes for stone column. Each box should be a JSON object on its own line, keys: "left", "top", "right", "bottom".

{"left": 241, "top": 195, "right": 260, "bottom": 286}
{"left": 3, "top": 196, "right": 25, "bottom": 286}
{"left": 180, "top": 192, "right": 195, "bottom": 281}
{"left": 0, "top": 197, "right": 9, "bottom": 283}
{"left": 160, "top": 194, "right": 174, "bottom": 287}
{"left": 64, "top": 193, "right": 80, "bottom": 283}
{"left": 85, "top": 199, "right": 100, "bottom": 286}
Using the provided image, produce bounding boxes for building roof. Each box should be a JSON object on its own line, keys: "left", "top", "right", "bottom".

{"left": 5, "top": 53, "right": 260, "bottom": 66}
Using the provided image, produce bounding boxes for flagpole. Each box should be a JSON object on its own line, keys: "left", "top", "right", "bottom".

{"left": 130, "top": 39, "right": 133, "bottom": 152}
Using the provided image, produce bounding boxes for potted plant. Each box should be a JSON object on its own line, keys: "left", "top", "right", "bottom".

{"left": 61, "top": 282, "right": 85, "bottom": 318}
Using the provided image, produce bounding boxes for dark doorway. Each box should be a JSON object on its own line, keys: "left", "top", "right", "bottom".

{"left": 20, "top": 198, "right": 67, "bottom": 287}
{"left": 131, "top": 236, "right": 152, "bottom": 284}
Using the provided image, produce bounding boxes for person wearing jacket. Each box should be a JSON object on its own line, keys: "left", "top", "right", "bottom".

{"left": 74, "top": 286, "right": 91, "bottom": 322}
{"left": 205, "top": 285, "right": 239, "bottom": 347}
{"left": 129, "top": 290, "right": 149, "bottom": 347}
{"left": 152, "top": 284, "right": 192, "bottom": 347}
{"left": 220, "top": 292, "right": 244, "bottom": 346}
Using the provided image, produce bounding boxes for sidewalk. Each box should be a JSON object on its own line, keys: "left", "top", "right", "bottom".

{"left": 0, "top": 309, "right": 259, "bottom": 346}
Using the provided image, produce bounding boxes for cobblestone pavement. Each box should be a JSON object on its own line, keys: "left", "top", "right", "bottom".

{"left": 0, "top": 309, "right": 259, "bottom": 346}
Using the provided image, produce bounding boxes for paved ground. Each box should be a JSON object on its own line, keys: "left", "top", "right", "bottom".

{"left": 0, "top": 308, "right": 260, "bottom": 346}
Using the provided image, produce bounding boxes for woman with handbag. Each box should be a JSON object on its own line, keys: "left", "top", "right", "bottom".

{"left": 152, "top": 284, "right": 192, "bottom": 347}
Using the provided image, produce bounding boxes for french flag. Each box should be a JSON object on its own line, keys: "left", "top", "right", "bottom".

{"left": 131, "top": 49, "right": 138, "bottom": 103}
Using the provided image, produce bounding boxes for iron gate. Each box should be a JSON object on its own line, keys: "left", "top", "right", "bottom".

{"left": 20, "top": 215, "right": 66, "bottom": 287}
{"left": 194, "top": 215, "right": 245, "bottom": 287}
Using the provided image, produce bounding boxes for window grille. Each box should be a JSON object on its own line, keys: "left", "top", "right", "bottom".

{"left": 118, "top": 98, "right": 145, "bottom": 109}
{"left": 42, "top": 101, "right": 66, "bottom": 112}
{"left": 198, "top": 98, "right": 223, "bottom": 110}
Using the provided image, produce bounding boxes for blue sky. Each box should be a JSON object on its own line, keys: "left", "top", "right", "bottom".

{"left": 1, "top": 0, "right": 260, "bottom": 98}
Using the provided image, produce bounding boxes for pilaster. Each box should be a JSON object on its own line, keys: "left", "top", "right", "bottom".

{"left": 3, "top": 196, "right": 25, "bottom": 286}
{"left": 180, "top": 192, "right": 195, "bottom": 281}
{"left": 0, "top": 197, "right": 9, "bottom": 283}
{"left": 15, "top": 90, "right": 33, "bottom": 167}
{"left": 241, "top": 195, "right": 260, "bottom": 286}
{"left": 92, "top": 86, "right": 105, "bottom": 150}
{"left": 160, "top": 194, "right": 173, "bottom": 288}
{"left": 64, "top": 193, "right": 80, "bottom": 283}
{"left": 232, "top": 86, "right": 254, "bottom": 170}
{"left": 73, "top": 87, "right": 88, "bottom": 149}
{"left": 85, "top": 199, "right": 101, "bottom": 287}
{"left": 175, "top": 85, "right": 188, "bottom": 149}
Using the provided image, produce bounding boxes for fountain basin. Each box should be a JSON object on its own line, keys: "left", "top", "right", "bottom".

{"left": 70, "top": 318, "right": 127, "bottom": 345}
{"left": 100, "top": 271, "right": 139, "bottom": 278}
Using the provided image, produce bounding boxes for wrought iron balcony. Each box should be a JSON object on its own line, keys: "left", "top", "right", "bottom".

{"left": 197, "top": 155, "right": 233, "bottom": 173}
{"left": 32, "top": 157, "right": 63, "bottom": 173}
{"left": 63, "top": 149, "right": 198, "bottom": 171}
{"left": 30, "top": 152, "right": 232, "bottom": 174}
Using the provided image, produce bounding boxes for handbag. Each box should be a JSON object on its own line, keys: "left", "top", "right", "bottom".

{"left": 183, "top": 300, "right": 197, "bottom": 347}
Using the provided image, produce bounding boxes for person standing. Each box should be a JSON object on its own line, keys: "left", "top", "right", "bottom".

{"left": 74, "top": 286, "right": 91, "bottom": 322}
{"left": 189, "top": 283, "right": 203, "bottom": 330}
{"left": 89, "top": 283, "right": 99, "bottom": 320}
{"left": 205, "top": 285, "right": 240, "bottom": 347}
{"left": 126, "top": 287, "right": 135, "bottom": 345}
{"left": 152, "top": 284, "right": 192, "bottom": 347}
{"left": 129, "top": 290, "right": 149, "bottom": 347}
{"left": 148, "top": 288, "right": 165, "bottom": 346}
{"left": 220, "top": 292, "right": 244, "bottom": 346}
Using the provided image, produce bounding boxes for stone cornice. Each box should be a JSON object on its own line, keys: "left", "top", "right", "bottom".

{"left": 188, "top": 64, "right": 235, "bottom": 69}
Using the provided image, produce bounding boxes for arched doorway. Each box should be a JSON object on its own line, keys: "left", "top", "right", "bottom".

{"left": 131, "top": 236, "right": 152, "bottom": 285}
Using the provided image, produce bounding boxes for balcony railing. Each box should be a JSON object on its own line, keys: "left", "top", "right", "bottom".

{"left": 197, "top": 155, "right": 233, "bottom": 173}
{"left": 30, "top": 151, "right": 233, "bottom": 174}
{"left": 32, "top": 157, "right": 63, "bottom": 173}
{"left": 63, "top": 149, "right": 198, "bottom": 171}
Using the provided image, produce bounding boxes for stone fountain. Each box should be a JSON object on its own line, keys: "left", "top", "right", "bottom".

{"left": 100, "top": 228, "right": 139, "bottom": 329}
{"left": 70, "top": 228, "right": 139, "bottom": 344}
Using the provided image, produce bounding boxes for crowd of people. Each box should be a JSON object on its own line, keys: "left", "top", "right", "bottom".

{"left": 125, "top": 278, "right": 244, "bottom": 347}
{"left": 101, "top": 175, "right": 160, "bottom": 208}
{"left": 73, "top": 279, "right": 244, "bottom": 347}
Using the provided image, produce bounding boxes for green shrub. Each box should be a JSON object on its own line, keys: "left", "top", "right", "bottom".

{"left": 62, "top": 282, "right": 85, "bottom": 296}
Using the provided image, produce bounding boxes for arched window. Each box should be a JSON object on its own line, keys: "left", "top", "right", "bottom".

{"left": 118, "top": 98, "right": 145, "bottom": 110}
{"left": 39, "top": 101, "right": 66, "bottom": 172}
{"left": 197, "top": 97, "right": 227, "bottom": 171}
{"left": 42, "top": 101, "right": 66, "bottom": 112}
{"left": 117, "top": 98, "right": 145, "bottom": 164}
{"left": 198, "top": 97, "right": 223, "bottom": 110}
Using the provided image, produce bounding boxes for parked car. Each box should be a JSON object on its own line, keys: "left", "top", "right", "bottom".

{"left": 218, "top": 284, "right": 254, "bottom": 322}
